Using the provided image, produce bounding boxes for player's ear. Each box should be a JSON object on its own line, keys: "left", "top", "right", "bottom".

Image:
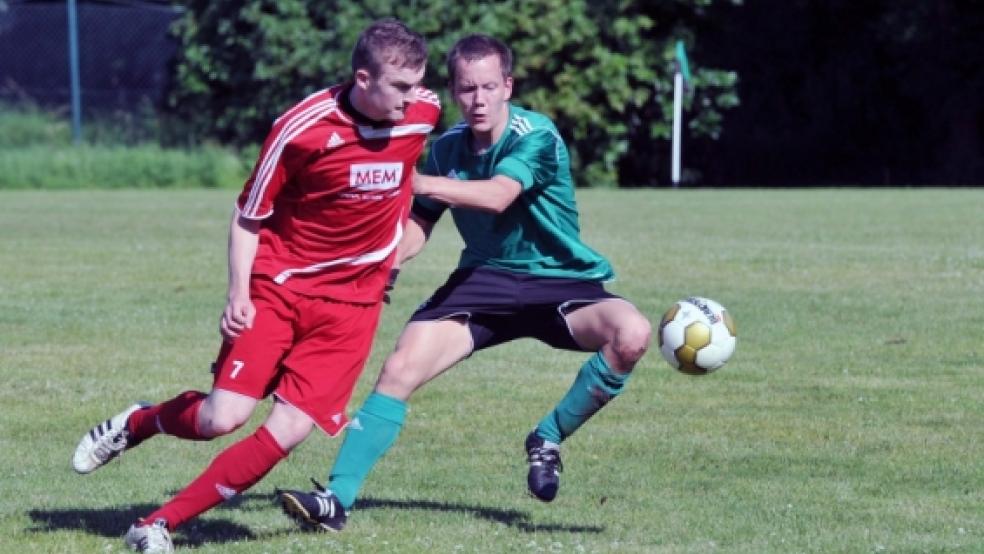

{"left": 353, "top": 67, "right": 372, "bottom": 90}
{"left": 503, "top": 75, "right": 514, "bottom": 101}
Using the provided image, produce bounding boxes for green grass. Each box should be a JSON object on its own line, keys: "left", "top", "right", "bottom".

{"left": 0, "top": 106, "right": 249, "bottom": 189}
{"left": 1, "top": 188, "right": 982, "bottom": 553}
{"left": 0, "top": 145, "right": 248, "bottom": 190}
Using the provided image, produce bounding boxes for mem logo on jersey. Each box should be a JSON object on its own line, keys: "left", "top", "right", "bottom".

{"left": 350, "top": 163, "right": 403, "bottom": 192}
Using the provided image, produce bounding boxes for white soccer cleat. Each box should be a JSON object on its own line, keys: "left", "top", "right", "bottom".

{"left": 125, "top": 519, "right": 174, "bottom": 553}
{"left": 72, "top": 402, "right": 148, "bottom": 474}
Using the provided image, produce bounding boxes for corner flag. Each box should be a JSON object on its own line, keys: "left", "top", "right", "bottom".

{"left": 671, "top": 40, "right": 692, "bottom": 187}
{"left": 675, "top": 40, "right": 692, "bottom": 87}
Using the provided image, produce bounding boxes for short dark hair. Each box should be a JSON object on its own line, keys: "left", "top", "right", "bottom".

{"left": 351, "top": 19, "right": 427, "bottom": 76}
{"left": 446, "top": 34, "right": 513, "bottom": 85}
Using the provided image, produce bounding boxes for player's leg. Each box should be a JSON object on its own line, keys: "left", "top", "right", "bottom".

{"left": 73, "top": 280, "right": 295, "bottom": 475}
{"left": 568, "top": 298, "right": 652, "bottom": 371}
{"left": 129, "top": 320, "right": 289, "bottom": 440}
{"left": 374, "top": 318, "right": 475, "bottom": 399}
{"left": 121, "top": 394, "right": 291, "bottom": 546}
{"left": 118, "top": 282, "right": 298, "bottom": 549}
{"left": 282, "top": 268, "right": 516, "bottom": 529}
{"left": 281, "top": 318, "right": 473, "bottom": 530}
{"left": 73, "top": 385, "right": 262, "bottom": 475}
{"left": 72, "top": 352, "right": 274, "bottom": 475}
{"left": 527, "top": 298, "right": 651, "bottom": 501}
{"left": 128, "top": 399, "right": 309, "bottom": 541}
{"left": 538, "top": 297, "right": 651, "bottom": 440}
{"left": 72, "top": 386, "right": 260, "bottom": 474}
{"left": 331, "top": 319, "right": 472, "bottom": 504}
{"left": 139, "top": 376, "right": 327, "bottom": 537}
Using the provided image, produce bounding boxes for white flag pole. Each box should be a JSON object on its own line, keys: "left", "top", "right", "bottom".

{"left": 671, "top": 40, "right": 692, "bottom": 188}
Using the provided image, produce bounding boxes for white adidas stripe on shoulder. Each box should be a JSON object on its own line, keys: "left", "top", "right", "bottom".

{"left": 358, "top": 123, "right": 434, "bottom": 140}
{"left": 415, "top": 88, "right": 441, "bottom": 107}
{"left": 509, "top": 115, "right": 534, "bottom": 136}
{"left": 274, "top": 88, "right": 334, "bottom": 126}
{"left": 243, "top": 99, "right": 338, "bottom": 217}
{"left": 253, "top": 99, "right": 336, "bottom": 199}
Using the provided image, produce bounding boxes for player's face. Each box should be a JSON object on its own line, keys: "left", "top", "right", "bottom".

{"left": 451, "top": 55, "right": 513, "bottom": 146}
{"left": 355, "top": 61, "right": 425, "bottom": 123}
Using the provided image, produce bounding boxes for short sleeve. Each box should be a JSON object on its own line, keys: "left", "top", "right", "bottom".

{"left": 237, "top": 121, "right": 297, "bottom": 219}
{"left": 493, "top": 129, "right": 561, "bottom": 191}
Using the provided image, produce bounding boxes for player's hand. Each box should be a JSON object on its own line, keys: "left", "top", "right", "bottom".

{"left": 220, "top": 294, "right": 255, "bottom": 342}
{"left": 383, "top": 268, "right": 400, "bottom": 304}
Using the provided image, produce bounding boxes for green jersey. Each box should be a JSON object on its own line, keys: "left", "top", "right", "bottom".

{"left": 413, "top": 104, "right": 614, "bottom": 282}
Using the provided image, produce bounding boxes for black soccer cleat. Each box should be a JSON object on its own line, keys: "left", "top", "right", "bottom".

{"left": 278, "top": 479, "right": 348, "bottom": 532}
{"left": 525, "top": 431, "right": 563, "bottom": 502}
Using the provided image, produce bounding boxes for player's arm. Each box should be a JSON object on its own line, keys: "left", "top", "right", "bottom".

{"left": 397, "top": 213, "right": 435, "bottom": 266}
{"left": 220, "top": 211, "right": 261, "bottom": 341}
{"left": 223, "top": 103, "right": 305, "bottom": 334}
{"left": 413, "top": 172, "right": 522, "bottom": 214}
{"left": 382, "top": 214, "right": 434, "bottom": 303}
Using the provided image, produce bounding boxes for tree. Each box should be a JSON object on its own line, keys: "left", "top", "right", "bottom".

{"left": 166, "top": 0, "right": 740, "bottom": 186}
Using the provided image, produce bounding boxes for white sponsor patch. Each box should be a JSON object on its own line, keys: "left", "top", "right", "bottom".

{"left": 350, "top": 162, "right": 403, "bottom": 192}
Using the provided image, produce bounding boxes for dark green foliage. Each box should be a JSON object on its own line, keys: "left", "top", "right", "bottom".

{"left": 166, "top": 0, "right": 740, "bottom": 186}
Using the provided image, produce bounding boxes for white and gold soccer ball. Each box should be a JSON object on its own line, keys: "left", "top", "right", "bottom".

{"left": 658, "top": 296, "right": 736, "bottom": 375}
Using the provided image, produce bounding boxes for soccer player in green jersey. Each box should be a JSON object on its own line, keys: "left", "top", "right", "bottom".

{"left": 279, "top": 34, "right": 651, "bottom": 531}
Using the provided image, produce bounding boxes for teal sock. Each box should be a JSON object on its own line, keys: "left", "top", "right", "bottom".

{"left": 327, "top": 392, "right": 406, "bottom": 509}
{"left": 535, "top": 351, "right": 630, "bottom": 444}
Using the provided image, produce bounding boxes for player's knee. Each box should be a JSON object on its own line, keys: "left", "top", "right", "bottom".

{"left": 203, "top": 413, "right": 246, "bottom": 437}
{"left": 612, "top": 315, "right": 652, "bottom": 367}
{"left": 375, "top": 352, "right": 422, "bottom": 399}
{"left": 198, "top": 400, "right": 251, "bottom": 437}
{"left": 279, "top": 421, "right": 314, "bottom": 451}
{"left": 266, "top": 418, "right": 313, "bottom": 451}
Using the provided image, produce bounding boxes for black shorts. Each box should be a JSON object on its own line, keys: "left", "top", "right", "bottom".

{"left": 409, "top": 266, "right": 620, "bottom": 352}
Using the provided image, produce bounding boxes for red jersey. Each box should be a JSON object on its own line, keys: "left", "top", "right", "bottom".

{"left": 237, "top": 84, "right": 441, "bottom": 303}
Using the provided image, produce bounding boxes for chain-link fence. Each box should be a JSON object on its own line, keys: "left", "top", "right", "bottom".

{"left": 0, "top": 0, "right": 182, "bottom": 121}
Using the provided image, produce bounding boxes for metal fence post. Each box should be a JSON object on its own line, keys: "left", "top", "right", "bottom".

{"left": 67, "top": 0, "right": 82, "bottom": 144}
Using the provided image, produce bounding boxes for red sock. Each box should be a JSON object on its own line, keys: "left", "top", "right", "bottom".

{"left": 128, "top": 391, "right": 208, "bottom": 442}
{"left": 142, "top": 426, "right": 288, "bottom": 530}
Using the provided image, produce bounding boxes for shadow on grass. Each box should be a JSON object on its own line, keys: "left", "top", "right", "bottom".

{"left": 26, "top": 491, "right": 602, "bottom": 547}
{"left": 26, "top": 493, "right": 285, "bottom": 549}
{"left": 357, "top": 496, "right": 605, "bottom": 533}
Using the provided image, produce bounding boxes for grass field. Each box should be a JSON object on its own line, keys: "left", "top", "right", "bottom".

{"left": 1, "top": 188, "right": 982, "bottom": 553}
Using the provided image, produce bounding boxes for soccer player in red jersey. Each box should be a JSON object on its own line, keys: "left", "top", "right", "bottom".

{"left": 70, "top": 19, "right": 440, "bottom": 553}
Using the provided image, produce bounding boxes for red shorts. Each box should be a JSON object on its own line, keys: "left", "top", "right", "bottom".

{"left": 212, "top": 277, "right": 383, "bottom": 436}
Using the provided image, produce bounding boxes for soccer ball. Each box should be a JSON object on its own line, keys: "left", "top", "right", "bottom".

{"left": 658, "top": 296, "right": 736, "bottom": 375}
